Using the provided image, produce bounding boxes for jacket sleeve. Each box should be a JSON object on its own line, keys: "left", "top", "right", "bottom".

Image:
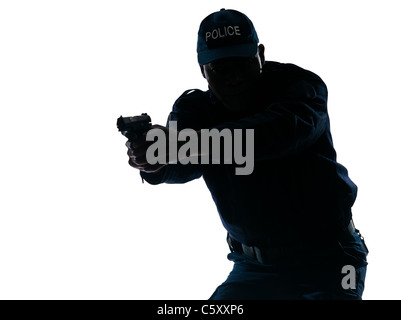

{"left": 213, "top": 73, "right": 329, "bottom": 161}
{"left": 140, "top": 90, "right": 206, "bottom": 185}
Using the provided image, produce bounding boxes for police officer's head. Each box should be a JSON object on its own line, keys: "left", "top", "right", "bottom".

{"left": 197, "top": 9, "right": 265, "bottom": 112}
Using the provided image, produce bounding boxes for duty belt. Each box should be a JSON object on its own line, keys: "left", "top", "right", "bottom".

{"left": 227, "top": 220, "right": 367, "bottom": 265}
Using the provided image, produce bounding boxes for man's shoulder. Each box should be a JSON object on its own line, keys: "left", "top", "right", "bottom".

{"left": 264, "top": 61, "right": 324, "bottom": 83}
{"left": 169, "top": 88, "right": 213, "bottom": 124}
{"left": 176, "top": 88, "right": 210, "bottom": 101}
{"left": 168, "top": 88, "right": 215, "bottom": 129}
{"left": 173, "top": 88, "right": 211, "bottom": 110}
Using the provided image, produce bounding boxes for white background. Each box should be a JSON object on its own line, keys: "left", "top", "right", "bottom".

{"left": 1, "top": 0, "right": 400, "bottom": 300}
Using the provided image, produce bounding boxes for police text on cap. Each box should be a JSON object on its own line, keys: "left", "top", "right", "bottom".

{"left": 205, "top": 26, "right": 241, "bottom": 42}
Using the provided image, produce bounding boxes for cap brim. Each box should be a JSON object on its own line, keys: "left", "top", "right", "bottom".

{"left": 198, "top": 43, "right": 258, "bottom": 65}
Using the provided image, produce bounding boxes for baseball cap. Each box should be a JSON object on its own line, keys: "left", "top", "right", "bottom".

{"left": 197, "top": 9, "right": 259, "bottom": 65}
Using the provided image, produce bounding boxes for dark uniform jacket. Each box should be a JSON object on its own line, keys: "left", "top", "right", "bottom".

{"left": 141, "top": 61, "right": 358, "bottom": 250}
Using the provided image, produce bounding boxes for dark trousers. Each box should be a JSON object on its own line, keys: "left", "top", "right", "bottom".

{"left": 210, "top": 232, "right": 368, "bottom": 300}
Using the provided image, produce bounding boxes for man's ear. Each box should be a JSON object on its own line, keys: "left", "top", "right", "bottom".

{"left": 258, "top": 44, "right": 265, "bottom": 67}
{"left": 200, "top": 65, "right": 206, "bottom": 78}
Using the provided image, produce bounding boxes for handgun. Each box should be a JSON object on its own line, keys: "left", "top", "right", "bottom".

{"left": 116, "top": 113, "right": 152, "bottom": 141}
